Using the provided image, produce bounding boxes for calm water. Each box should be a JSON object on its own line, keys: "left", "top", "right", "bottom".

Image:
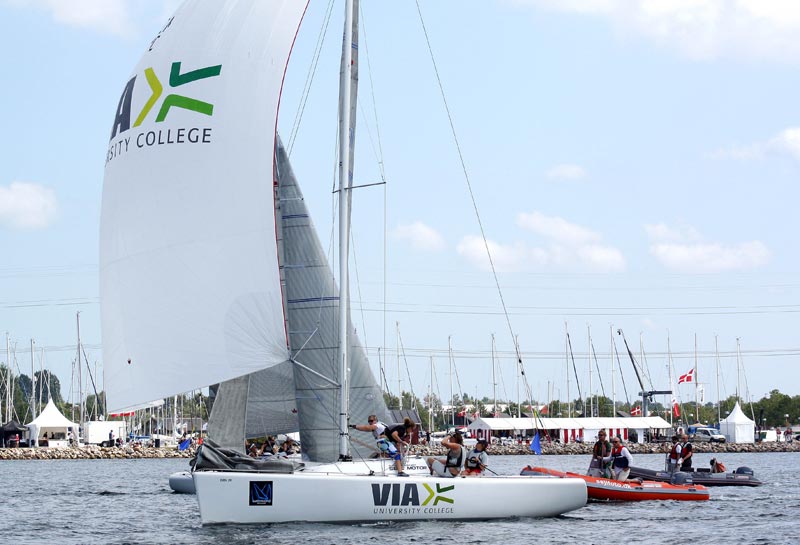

{"left": 0, "top": 452, "right": 796, "bottom": 545}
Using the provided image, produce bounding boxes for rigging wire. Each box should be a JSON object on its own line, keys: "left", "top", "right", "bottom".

{"left": 612, "top": 336, "right": 631, "bottom": 407}
{"left": 350, "top": 230, "right": 370, "bottom": 352}
{"left": 397, "top": 327, "right": 421, "bottom": 416}
{"left": 412, "top": 0, "right": 545, "bottom": 434}
{"left": 287, "top": 0, "right": 336, "bottom": 156}
{"left": 590, "top": 341, "right": 607, "bottom": 401}
{"left": 639, "top": 335, "right": 655, "bottom": 391}
{"left": 566, "top": 332, "right": 584, "bottom": 413}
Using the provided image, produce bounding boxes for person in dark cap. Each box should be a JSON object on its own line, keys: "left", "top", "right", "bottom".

{"left": 462, "top": 439, "right": 489, "bottom": 476}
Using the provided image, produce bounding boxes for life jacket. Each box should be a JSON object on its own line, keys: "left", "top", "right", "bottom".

{"left": 593, "top": 440, "right": 610, "bottom": 458}
{"left": 372, "top": 421, "right": 388, "bottom": 440}
{"left": 669, "top": 443, "right": 682, "bottom": 461}
{"left": 611, "top": 445, "right": 629, "bottom": 469}
{"left": 464, "top": 449, "right": 484, "bottom": 470}
{"left": 444, "top": 446, "right": 465, "bottom": 469}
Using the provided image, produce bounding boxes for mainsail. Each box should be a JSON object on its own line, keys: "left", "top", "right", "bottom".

{"left": 100, "top": 1, "right": 307, "bottom": 412}
{"left": 205, "top": 137, "right": 387, "bottom": 458}
{"left": 275, "top": 139, "right": 387, "bottom": 463}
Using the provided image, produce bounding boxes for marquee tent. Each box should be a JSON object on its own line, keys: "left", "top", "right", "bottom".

{"left": 719, "top": 401, "right": 755, "bottom": 443}
{"left": 1, "top": 420, "right": 26, "bottom": 447}
{"left": 467, "top": 416, "right": 672, "bottom": 444}
{"left": 26, "top": 399, "right": 79, "bottom": 447}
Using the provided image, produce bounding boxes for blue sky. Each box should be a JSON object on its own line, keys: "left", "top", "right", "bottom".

{"left": 1, "top": 0, "right": 799, "bottom": 416}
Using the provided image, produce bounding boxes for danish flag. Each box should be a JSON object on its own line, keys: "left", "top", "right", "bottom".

{"left": 672, "top": 398, "right": 681, "bottom": 418}
{"left": 678, "top": 368, "right": 694, "bottom": 384}
{"left": 630, "top": 405, "right": 642, "bottom": 416}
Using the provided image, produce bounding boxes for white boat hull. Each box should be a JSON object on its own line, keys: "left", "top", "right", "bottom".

{"left": 304, "top": 455, "right": 430, "bottom": 476}
{"left": 194, "top": 470, "right": 587, "bottom": 524}
{"left": 169, "top": 456, "right": 429, "bottom": 495}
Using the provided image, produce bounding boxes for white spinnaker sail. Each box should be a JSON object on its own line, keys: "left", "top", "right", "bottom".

{"left": 100, "top": 0, "right": 308, "bottom": 412}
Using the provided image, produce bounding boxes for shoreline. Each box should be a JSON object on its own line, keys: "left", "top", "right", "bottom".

{"left": 1, "top": 440, "right": 798, "bottom": 461}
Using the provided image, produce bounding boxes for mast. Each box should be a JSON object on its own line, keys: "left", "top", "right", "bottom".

{"left": 667, "top": 331, "right": 674, "bottom": 427}
{"left": 5, "top": 332, "right": 10, "bottom": 423}
{"left": 564, "top": 323, "right": 570, "bottom": 418}
{"left": 515, "top": 335, "right": 521, "bottom": 418}
{"left": 587, "top": 325, "right": 592, "bottom": 417}
{"left": 448, "top": 335, "right": 454, "bottom": 428}
{"left": 30, "top": 339, "right": 36, "bottom": 421}
{"left": 694, "top": 333, "right": 699, "bottom": 424}
{"left": 715, "top": 335, "right": 721, "bottom": 425}
{"left": 396, "top": 322, "right": 402, "bottom": 410}
{"left": 337, "top": 0, "right": 358, "bottom": 460}
{"left": 429, "top": 355, "right": 434, "bottom": 433}
{"left": 735, "top": 337, "right": 742, "bottom": 403}
{"left": 610, "top": 325, "right": 616, "bottom": 417}
{"left": 77, "top": 312, "right": 84, "bottom": 431}
{"left": 491, "top": 334, "right": 497, "bottom": 417}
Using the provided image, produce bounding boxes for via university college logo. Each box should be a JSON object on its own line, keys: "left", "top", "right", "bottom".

{"left": 249, "top": 481, "right": 273, "bottom": 506}
{"left": 106, "top": 59, "right": 222, "bottom": 164}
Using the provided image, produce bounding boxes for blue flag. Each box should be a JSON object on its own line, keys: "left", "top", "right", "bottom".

{"left": 178, "top": 438, "right": 191, "bottom": 451}
{"left": 530, "top": 433, "right": 542, "bottom": 455}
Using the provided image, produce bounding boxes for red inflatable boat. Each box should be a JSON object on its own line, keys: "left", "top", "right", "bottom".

{"left": 521, "top": 466, "right": 709, "bottom": 502}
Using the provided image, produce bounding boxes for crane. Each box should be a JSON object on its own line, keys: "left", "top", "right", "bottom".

{"left": 617, "top": 329, "right": 671, "bottom": 418}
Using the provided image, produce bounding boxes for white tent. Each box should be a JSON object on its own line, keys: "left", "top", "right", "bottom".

{"left": 719, "top": 401, "right": 755, "bottom": 443}
{"left": 467, "top": 416, "right": 672, "bottom": 444}
{"left": 26, "top": 399, "right": 79, "bottom": 447}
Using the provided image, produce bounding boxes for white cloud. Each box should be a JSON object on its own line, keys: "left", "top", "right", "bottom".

{"left": 0, "top": 181, "right": 59, "bottom": 230}
{"left": 546, "top": 164, "right": 586, "bottom": 180}
{"left": 458, "top": 212, "right": 626, "bottom": 273}
{"left": 770, "top": 127, "right": 800, "bottom": 160}
{"left": 641, "top": 318, "right": 658, "bottom": 331}
{"left": 513, "top": 0, "right": 800, "bottom": 62}
{"left": 10, "top": 0, "right": 136, "bottom": 37}
{"left": 517, "top": 211, "right": 601, "bottom": 245}
{"left": 456, "top": 235, "right": 548, "bottom": 272}
{"left": 712, "top": 126, "right": 800, "bottom": 161}
{"left": 392, "top": 221, "right": 445, "bottom": 252}
{"left": 576, "top": 244, "right": 626, "bottom": 272}
{"left": 646, "top": 222, "right": 770, "bottom": 272}
{"left": 644, "top": 223, "right": 701, "bottom": 243}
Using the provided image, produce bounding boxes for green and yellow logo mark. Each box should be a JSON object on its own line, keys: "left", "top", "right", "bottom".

{"left": 110, "top": 61, "right": 222, "bottom": 140}
{"left": 422, "top": 483, "right": 454, "bottom": 506}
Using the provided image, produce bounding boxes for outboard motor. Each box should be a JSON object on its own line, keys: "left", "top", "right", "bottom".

{"left": 734, "top": 466, "right": 754, "bottom": 476}
{"left": 670, "top": 472, "right": 694, "bottom": 486}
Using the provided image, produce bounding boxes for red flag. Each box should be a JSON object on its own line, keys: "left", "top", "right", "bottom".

{"left": 672, "top": 398, "right": 681, "bottom": 418}
{"left": 630, "top": 405, "right": 642, "bottom": 416}
{"left": 678, "top": 368, "right": 694, "bottom": 384}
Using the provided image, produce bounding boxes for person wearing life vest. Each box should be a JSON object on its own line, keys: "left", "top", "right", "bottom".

{"left": 588, "top": 430, "right": 612, "bottom": 477}
{"left": 667, "top": 435, "right": 682, "bottom": 473}
{"left": 462, "top": 439, "right": 489, "bottom": 476}
{"left": 602, "top": 436, "right": 634, "bottom": 481}
{"left": 351, "top": 415, "right": 414, "bottom": 476}
{"left": 426, "top": 431, "right": 465, "bottom": 478}
{"left": 678, "top": 434, "right": 693, "bottom": 471}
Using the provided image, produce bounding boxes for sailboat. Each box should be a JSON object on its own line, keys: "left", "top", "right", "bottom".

{"left": 100, "top": 0, "right": 587, "bottom": 523}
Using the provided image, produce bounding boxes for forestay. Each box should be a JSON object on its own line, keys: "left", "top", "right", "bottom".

{"left": 100, "top": 0, "right": 308, "bottom": 411}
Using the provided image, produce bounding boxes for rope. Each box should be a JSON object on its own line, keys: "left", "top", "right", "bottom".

{"left": 287, "top": 0, "right": 336, "bottom": 156}
{"left": 412, "top": 0, "right": 543, "bottom": 434}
